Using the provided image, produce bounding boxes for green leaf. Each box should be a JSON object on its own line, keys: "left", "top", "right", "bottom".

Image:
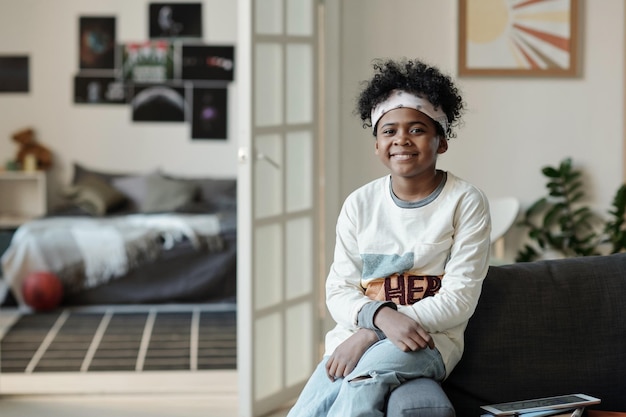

{"left": 573, "top": 207, "right": 592, "bottom": 219}
{"left": 565, "top": 171, "right": 582, "bottom": 182}
{"left": 569, "top": 191, "right": 585, "bottom": 203}
{"left": 566, "top": 182, "right": 583, "bottom": 194}
{"left": 559, "top": 158, "right": 573, "bottom": 171}
{"left": 546, "top": 180, "right": 561, "bottom": 187}
{"left": 526, "top": 198, "right": 548, "bottom": 216}
{"left": 542, "top": 167, "right": 560, "bottom": 178}
{"left": 543, "top": 205, "right": 562, "bottom": 227}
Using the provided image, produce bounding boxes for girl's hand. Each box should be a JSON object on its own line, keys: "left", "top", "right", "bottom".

{"left": 374, "top": 307, "right": 434, "bottom": 352}
{"left": 325, "top": 328, "right": 378, "bottom": 381}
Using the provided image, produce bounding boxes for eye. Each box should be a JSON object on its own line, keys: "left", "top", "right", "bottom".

{"left": 410, "top": 126, "right": 426, "bottom": 134}
{"left": 381, "top": 127, "right": 396, "bottom": 135}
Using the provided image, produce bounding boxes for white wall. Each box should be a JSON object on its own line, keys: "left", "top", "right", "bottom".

{"left": 334, "top": 0, "right": 625, "bottom": 262}
{"left": 0, "top": 0, "right": 238, "bottom": 206}
{"left": 2, "top": 0, "right": 624, "bottom": 264}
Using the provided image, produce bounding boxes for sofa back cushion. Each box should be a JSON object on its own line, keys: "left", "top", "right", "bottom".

{"left": 443, "top": 254, "right": 626, "bottom": 415}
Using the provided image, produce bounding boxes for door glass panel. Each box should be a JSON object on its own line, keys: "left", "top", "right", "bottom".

{"left": 286, "top": 131, "right": 312, "bottom": 212}
{"left": 254, "top": 223, "right": 283, "bottom": 310}
{"left": 255, "top": 0, "right": 283, "bottom": 35}
{"left": 242, "top": 0, "right": 319, "bottom": 413}
{"left": 286, "top": 43, "right": 313, "bottom": 124}
{"left": 254, "top": 312, "right": 283, "bottom": 399}
{"left": 286, "top": 0, "right": 313, "bottom": 36}
{"left": 286, "top": 302, "right": 313, "bottom": 385}
{"left": 255, "top": 43, "right": 283, "bottom": 127}
{"left": 254, "top": 134, "right": 282, "bottom": 219}
{"left": 286, "top": 216, "right": 313, "bottom": 299}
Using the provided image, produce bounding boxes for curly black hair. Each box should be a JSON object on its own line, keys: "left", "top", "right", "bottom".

{"left": 356, "top": 58, "right": 465, "bottom": 138}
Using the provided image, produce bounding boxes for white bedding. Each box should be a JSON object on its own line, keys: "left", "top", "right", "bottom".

{"left": 0, "top": 213, "right": 223, "bottom": 308}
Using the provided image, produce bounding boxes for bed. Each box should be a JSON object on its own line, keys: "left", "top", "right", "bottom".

{"left": 0, "top": 163, "right": 237, "bottom": 309}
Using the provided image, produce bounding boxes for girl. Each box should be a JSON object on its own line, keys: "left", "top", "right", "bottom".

{"left": 287, "top": 58, "right": 491, "bottom": 417}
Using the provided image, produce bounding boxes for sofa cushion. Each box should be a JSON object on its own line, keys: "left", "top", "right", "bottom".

{"left": 387, "top": 377, "right": 455, "bottom": 417}
{"left": 443, "top": 254, "right": 626, "bottom": 415}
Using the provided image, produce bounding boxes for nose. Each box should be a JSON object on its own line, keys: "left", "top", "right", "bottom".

{"left": 393, "top": 129, "right": 411, "bottom": 145}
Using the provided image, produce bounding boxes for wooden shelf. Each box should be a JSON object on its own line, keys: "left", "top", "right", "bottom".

{"left": 0, "top": 170, "right": 47, "bottom": 228}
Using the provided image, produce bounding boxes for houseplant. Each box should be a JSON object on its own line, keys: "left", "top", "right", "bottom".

{"left": 516, "top": 157, "right": 626, "bottom": 262}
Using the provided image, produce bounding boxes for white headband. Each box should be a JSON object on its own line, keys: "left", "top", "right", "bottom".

{"left": 371, "top": 90, "right": 448, "bottom": 135}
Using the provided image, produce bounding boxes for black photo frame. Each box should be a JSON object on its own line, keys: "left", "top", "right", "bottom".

{"left": 131, "top": 83, "right": 188, "bottom": 122}
{"left": 191, "top": 87, "right": 228, "bottom": 139}
{"left": 79, "top": 16, "right": 116, "bottom": 70}
{"left": 181, "top": 45, "right": 235, "bottom": 81}
{"left": 0, "top": 56, "right": 29, "bottom": 92}
{"left": 74, "top": 75, "right": 127, "bottom": 104}
{"left": 149, "top": 3, "right": 202, "bottom": 38}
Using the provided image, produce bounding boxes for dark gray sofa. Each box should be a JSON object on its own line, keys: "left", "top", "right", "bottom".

{"left": 387, "top": 253, "right": 626, "bottom": 416}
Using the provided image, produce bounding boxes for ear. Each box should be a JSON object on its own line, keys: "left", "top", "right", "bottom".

{"left": 374, "top": 138, "right": 380, "bottom": 154}
{"left": 437, "top": 137, "right": 448, "bottom": 154}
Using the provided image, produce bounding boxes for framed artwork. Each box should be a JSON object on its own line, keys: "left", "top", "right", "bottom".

{"left": 121, "top": 41, "right": 174, "bottom": 82}
{"left": 149, "top": 3, "right": 202, "bottom": 38}
{"left": 74, "top": 76, "right": 127, "bottom": 104}
{"left": 0, "top": 56, "right": 29, "bottom": 92}
{"left": 191, "top": 87, "right": 228, "bottom": 139}
{"left": 79, "top": 16, "right": 116, "bottom": 70}
{"left": 181, "top": 45, "right": 235, "bottom": 81}
{"left": 131, "top": 83, "right": 188, "bottom": 122}
{"left": 458, "top": 0, "right": 579, "bottom": 77}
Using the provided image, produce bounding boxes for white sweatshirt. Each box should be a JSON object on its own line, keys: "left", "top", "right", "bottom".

{"left": 324, "top": 172, "right": 491, "bottom": 377}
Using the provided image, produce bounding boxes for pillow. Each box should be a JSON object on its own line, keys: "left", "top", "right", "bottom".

{"left": 140, "top": 173, "right": 198, "bottom": 213}
{"left": 72, "top": 162, "right": 133, "bottom": 186}
{"left": 64, "top": 175, "right": 128, "bottom": 216}
{"left": 111, "top": 175, "right": 150, "bottom": 211}
{"left": 205, "top": 192, "right": 237, "bottom": 211}
{"left": 194, "top": 178, "right": 236, "bottom": 208}
{"left": 162, "top": 173, "right": 236, "bottom": 209}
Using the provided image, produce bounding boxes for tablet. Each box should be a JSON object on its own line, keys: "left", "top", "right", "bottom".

{"left": 480, "top": 393, "right": 601, "bottom": 416}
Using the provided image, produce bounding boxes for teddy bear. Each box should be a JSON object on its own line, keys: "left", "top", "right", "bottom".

{"left": 12, "top": 128, "right": 53, "bottom": 170}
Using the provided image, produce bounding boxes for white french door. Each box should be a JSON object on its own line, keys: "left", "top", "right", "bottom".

{"left": 237, "top": 0, "right": 321, "bottom": 416}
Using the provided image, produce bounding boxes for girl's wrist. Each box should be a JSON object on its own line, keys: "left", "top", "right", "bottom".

{"left": 357, "top": 328, "right": 379, "bottom": 343}
{"left": 373, "top": 305, "right": 395, "bottom": 330}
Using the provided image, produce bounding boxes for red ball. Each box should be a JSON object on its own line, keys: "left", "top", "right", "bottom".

{"left": 22, "top": 271, "right": 64, "bottom": 311}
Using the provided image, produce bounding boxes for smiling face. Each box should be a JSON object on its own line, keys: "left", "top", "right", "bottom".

{"left": 374, "top": 107, "right": 448, "bottom": 183}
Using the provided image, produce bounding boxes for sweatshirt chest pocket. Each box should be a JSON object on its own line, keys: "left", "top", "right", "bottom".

{"left": 411, "top": 239, "right": 452, "bottom": 271}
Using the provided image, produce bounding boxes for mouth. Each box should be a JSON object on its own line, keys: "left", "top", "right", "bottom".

{"left": 390, "top": 152, "right": 417, "bottom": 160}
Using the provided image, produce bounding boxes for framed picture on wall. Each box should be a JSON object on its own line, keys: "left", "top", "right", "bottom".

{"left": 181, "top": 45, "right": 235, "bottom": 81}
{"left": 0, "top": 56, "right": 29, "bottom": 92}
{"left": 74, "top": 75, "right": 127, "bottom": 104}
{"left": 149, "top": 3, "right": 202, "bottom": 38}
{"left": 191, "top": 87, "right": 228, "bottom": 140}
{"left": 131, "top": 83, "right": 188, "bottom": 122}
{"left": 79, "top": 16, "right": 116, "bottom": 70}
{"left": 121, "top": 41, "right": 174, "bottom": 82}
{"left": 458, "top": 0, "right": 579, "bottom": 77}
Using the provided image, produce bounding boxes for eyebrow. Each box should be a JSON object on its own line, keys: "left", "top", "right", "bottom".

{"left": 380, "top": 120, "right": 429, "bottom": 128}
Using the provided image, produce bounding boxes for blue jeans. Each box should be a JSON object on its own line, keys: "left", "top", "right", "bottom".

{"left": 286, "top": 339, "right": 446, "bottom": 417}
